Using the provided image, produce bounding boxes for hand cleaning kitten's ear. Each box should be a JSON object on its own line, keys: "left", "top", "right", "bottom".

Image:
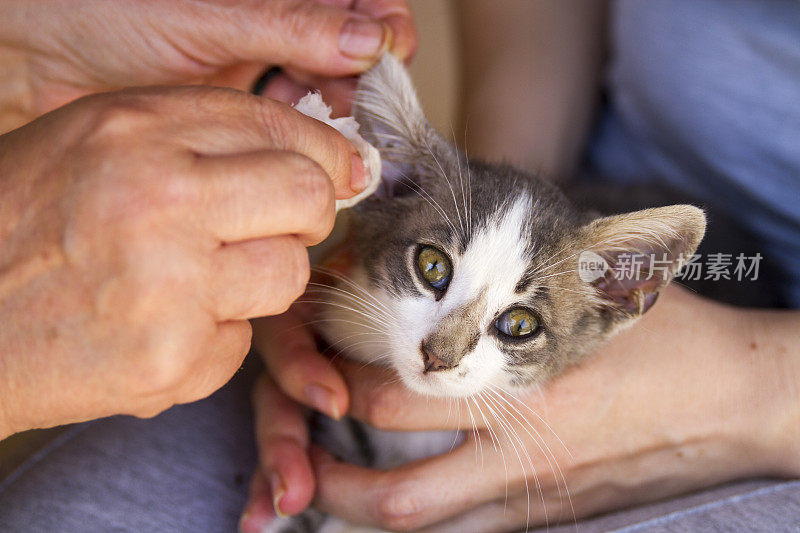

{"left": 265, "top": 55, "right": 706, "bottom": 533}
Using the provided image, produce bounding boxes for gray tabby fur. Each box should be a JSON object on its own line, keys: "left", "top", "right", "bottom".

{"left": 266, "top": 55, "right": 706, "bottom": 533}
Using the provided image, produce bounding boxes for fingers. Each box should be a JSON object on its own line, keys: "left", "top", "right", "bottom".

{"left": 169, "top": 319, "right": 253, "bottom": 406}
{"left": 251, "top": 374, "right": 316, "bottom": 516}
{"left": 258, "top": 71, "right": 311, "bottom": 105}
{"left": 200, "top": 0, "right": 412, "bottom": 76}
{"left": 204, "top": 62, "right": 270, "bottom": 92}
{"left": 240, "top": 471, "right": 279, "bottom": 533}
{"left": 211, "top": 236, "right": 309, "bottom": 320}
{"left": 108, "top": 86, "right": 362, "bottom": 201}
{"left": 353, "top": 0, "right": 418, "bottom": 61}
{"left": 339, "top": 360, "right": 473, "bottom": 431}
{"left": 311, "top": 437, "right": 517, "bottom": 531}
{"left": 416, "top": 496, "right": 547, "bottom": 533}
{"left": 193, "top": 149, "right": 337, "bottom": 244}
{"left": 253, "top": 310, "right": 349, "bottom": 419}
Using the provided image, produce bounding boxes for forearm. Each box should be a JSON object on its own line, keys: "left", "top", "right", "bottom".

{"left": 657, "top": 288, "right": 800, "bottom": 479}
{"left": 457, "top": 0, "right": 606, "bottom": 180}
{"left": 744, "top": 307, "right": 800, "bottom": 476}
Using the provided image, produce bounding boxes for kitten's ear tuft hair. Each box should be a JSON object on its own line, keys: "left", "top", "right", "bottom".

{"left": 354, "top": 54, "right": 427, "bottom": 152}
{"left": 581, "top": 205, "right": 706, "bottom": 316}
{"left": 354, "top": 54, "right": 451, "bottom": 187}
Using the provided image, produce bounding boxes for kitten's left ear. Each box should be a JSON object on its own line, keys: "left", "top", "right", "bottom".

{"left": 580, "top": 205, "right": 706, "bottom": 316}
{"left": 353, "top": 54, "right": 455, "bottom": 185}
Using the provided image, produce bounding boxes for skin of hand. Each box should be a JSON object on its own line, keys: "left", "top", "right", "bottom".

{"left": 248, "top": 285, "right": 800, "bottom": 532}
{"left": 0, "top": 0, "right": 416, "bottom": 130}
{"left": 0, "top": 84, "right": 371, "bottom": 440}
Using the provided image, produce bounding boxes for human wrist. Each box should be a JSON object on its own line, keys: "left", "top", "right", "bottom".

{"left": 742, "top": 308, "right": 800, "bottom": 476}
{"left": 659, "top": 292, "right": 796, "bottom": 480}
{"left": 727, "top": 309, "right": 800, "bottom": 476}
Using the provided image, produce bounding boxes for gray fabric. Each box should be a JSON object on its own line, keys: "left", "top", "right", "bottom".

{"left": 1, "top": 369, "right": 798, "bottom": 531}
{"left": 587, "top": 0, "right": 800, "bottom": 306}
{"left": 0, "top": 368, "right": 257, "bottom": 532}
{"left": 542, "top": 479, "right": 800, "bottom": 532}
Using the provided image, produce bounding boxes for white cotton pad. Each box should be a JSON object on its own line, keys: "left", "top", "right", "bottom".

{"left": 293, "top": 92, "right": 382, "bottom": 211}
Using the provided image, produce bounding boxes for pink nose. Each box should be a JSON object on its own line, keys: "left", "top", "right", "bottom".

{"left": 421, "top": 342, "right": 455, "bottom": 373}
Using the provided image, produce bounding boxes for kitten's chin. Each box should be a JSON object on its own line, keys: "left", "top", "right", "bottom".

{"left": 394, "top": 364, "right": 485, "bottom": 399}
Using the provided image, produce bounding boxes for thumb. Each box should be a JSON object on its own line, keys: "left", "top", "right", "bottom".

{"left": 202, "top": 0, "right": 394, "bottom": 77}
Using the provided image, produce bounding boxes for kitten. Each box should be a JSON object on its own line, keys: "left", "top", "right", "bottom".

{"left": 266, "top": 55, "right": 705, "bottom": 533}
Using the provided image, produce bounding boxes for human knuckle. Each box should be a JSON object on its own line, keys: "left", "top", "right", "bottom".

{"left": 328, "top": 133, "right": 353, "bottom": 177}
{"left": 132, "top": 340, "right": 194, "bottom": 395}
{"left": 375, "top": 481, "right": 426, "bottom": 531}
{"left": 365, "top": 387, "right": 402, "bottom": 430}
{"left": 280, "top": 241, "right": 310, "bottom": 308}
{"left": 85, "top": 98, "right": 154, "bottom": 142}
{"left": 296, "top": 166, "right": 335, "bottom": 238}
{"left": 232, "top": 322, "right": 254, "bottom": 356}
{"left": 131, "top": 402, "right": 170, "bottom": 420}
{"left": 294, "top": 157, "right": 334, "bottom": 210}
{"left": 256, "top": 99, "right": 297, "bottom": 146}
{"left": 277, "top": 0, "right": 319, "bottom": 40}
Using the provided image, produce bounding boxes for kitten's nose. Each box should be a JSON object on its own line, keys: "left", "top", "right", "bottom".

{"left": 421, "top": 342, "right": 454, "bottom": 373}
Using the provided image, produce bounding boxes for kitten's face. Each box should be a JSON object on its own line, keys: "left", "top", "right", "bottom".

{"left": 318, "top": 56, "right": 705, "bottom": 398}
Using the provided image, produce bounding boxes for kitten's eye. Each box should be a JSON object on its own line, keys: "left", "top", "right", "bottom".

{"left": 417, "top": 246, "right": 452, "bottom": 292}
{"left": 495, "top": 308, "right": 539, "bottom": 338}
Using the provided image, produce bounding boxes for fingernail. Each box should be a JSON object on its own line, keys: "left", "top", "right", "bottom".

{"left": 339, "top": 19, "right": 390, "bottom": 60}
{"left": 270, "top": 471, "right": 288, "bottom": 519}
{"left": 304, "top": 383, "right": 341, "bottom": 420}
{"left": 350, "top": 152, "right": 368, "bottom": 193}
{"left": 238, "top": 507, "right": 270, "bottom": 533}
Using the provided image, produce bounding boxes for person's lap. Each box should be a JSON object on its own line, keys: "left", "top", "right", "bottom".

{"left": 1, "top": 363, "right": 797, "bottom": 533}
{"left": 543, "top": 479, "right": 800, "bottom": 533}
{"left": 0, "top": 365, "right": 258, "bottom": 532}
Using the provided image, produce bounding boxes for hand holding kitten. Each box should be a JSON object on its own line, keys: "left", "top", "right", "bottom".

{"left": 248, "top": 286, "right": 800, "bottom": 531}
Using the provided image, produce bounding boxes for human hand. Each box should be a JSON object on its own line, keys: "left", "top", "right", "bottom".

{"left": 0, "top": 85, "right": 364, "bottom": 438}
{"left": 246, "top": 286, "right": 800, "bottom": 531}
{"left": 0, "top": 0, "right": 416, "bottom": 125}
{"left": 241, "top": 304, "right": 349, "bottom": 531}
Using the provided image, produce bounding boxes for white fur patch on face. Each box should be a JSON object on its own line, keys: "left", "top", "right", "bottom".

{"left": 385, "top": 197, "right": 534, "bottom": 397}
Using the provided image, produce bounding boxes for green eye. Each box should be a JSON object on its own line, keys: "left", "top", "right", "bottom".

{"left": 417, "top": 246, "right": 452, "bottom": 292}
{"left": 495, "top": 308, "right": 539, "bottom": 338}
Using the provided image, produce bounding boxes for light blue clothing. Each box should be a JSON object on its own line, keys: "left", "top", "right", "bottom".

{"left": 588, "top": 0, "right": 800, "bottom": 306}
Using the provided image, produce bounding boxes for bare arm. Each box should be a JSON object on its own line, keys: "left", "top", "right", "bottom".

{"left": 458, "top": 0, "right": 607, "bottom": 180}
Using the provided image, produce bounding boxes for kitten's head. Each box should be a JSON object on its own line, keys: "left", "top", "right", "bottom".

{"left": 330, "top": 55, "right": 705, "bottom": 398}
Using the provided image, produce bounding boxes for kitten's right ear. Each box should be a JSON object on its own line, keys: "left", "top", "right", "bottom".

{"left": 354, "top": 54, "right": 450, "bottom": 184}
